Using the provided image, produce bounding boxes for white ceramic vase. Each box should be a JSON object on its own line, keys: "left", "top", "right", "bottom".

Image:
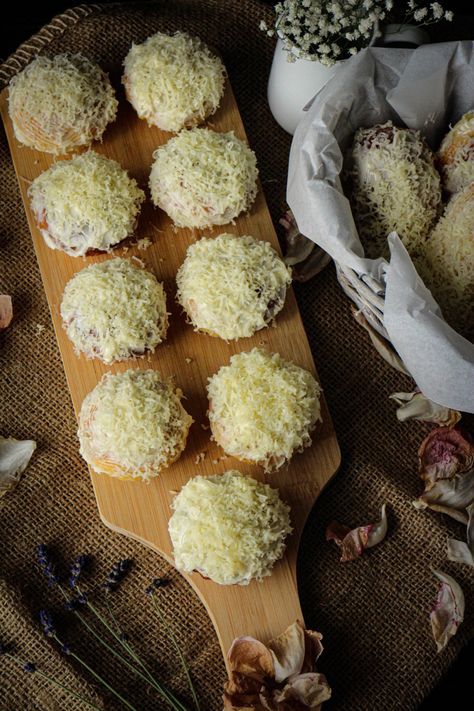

{"left": 267, "top": 24, "right": 429, "bottom": 135}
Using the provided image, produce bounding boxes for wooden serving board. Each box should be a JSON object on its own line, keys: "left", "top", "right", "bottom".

{"left": 1, "top": 76, "right": 340, "bottom": 671}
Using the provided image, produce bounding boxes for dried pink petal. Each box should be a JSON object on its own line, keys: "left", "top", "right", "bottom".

{"left": 326, "top": 504, "right": 388, "bottom": 562}
{"left": 413, "top": 428, "right": 474, "bottom": 522}
{"left": 430, "top": 570, "right": 464, "bottom": 652}
{"left": 389, "top": 391, "right": 461, "bottom": 427}
{"left": 223, "top": 621, "right": 330, "bottom": 710}
{"left": 0, "top": 295, "right": 13, "bottom": 330}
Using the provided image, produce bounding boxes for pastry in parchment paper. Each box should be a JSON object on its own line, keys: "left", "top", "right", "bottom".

{"left": 8, "top": 54, "right": 117, "bottom": 155}
{"left": 78, "top": 370, "right": 193, "bottom": 481}
{"left": 347, "top": 121, "right": 442, "bottom": 259}
{"left": 207, "top": 348, "right": 321, "bottom": 472}
{"left": 123, "top": 31, "right": 225, "bottom": 133}
{"left": 437, "top": 110, "right": 474, "bottom": 196}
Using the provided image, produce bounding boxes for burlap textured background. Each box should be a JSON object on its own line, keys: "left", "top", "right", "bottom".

{"left": 0, "top": 2, "right": 472, "bottom": 709}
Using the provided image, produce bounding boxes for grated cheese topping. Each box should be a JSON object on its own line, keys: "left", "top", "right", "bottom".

{"left": 78, "top": 369, "right": 193, "bottom": 480}
{"left": 168, "top": 470, "right": 292, "bottom": 585}
{"left": 149, "top": 127, "right": 258, "bottom": 229}
{"left": 123, "top": 31, "right": 225, "bottom": 132}
{"left": 207, "top": 348, "right": 321, "bottom": 471}
{"left": 176, "top": 233, "right": 292, "bottom": 339}
{"left": 437, "top": 111, "right": 474, "bottom": 195}
{"left": 28, "top": 151, "right": 145, "bottom": 256}
{"left": 61, "top": 258, "right": 168, "bottom": 364}
{"left": 417, "top": 183, "right": 474, "bottom": 339}
{"left": 347, "top": 121, "right": 442, "bottom": 259}
{"left": 8, "top": 54, "right": 118, "bottom": 155}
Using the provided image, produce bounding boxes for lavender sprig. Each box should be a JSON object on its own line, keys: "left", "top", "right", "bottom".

{"left": 39, "top": 609, "right": 56, "bottom": 638}
{"left": 69, "top": 554, "right": 90, "bottom": 589}
{"left": 104, "top": 559, "right": 132, "bottom": 592}
{"left": 37, "top": 544, "right": 60, "bottom": 586}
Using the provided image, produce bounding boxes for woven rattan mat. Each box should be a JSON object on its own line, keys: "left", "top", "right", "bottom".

{"left": 0, "top": 2, "right": 473, "bottom": 709}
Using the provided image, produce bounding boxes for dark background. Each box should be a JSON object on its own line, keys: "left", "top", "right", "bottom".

{"left": 1, "top": 1, "right": 472, "bottom": 708}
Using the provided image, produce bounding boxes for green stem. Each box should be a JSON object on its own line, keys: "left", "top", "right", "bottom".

{"left": 150, "top": 593, "right": 200, "bottom": 711}
{"left": 7, "top": 653, "right": 103, "bottom": 711}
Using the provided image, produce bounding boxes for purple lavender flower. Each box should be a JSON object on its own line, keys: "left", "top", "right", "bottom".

{"left": 61, "top": 643, "right": 71, "bottom": 655}
{"left": 146, "top": 577, "right": 170, "bottom": 596}
{"left": 68, "top": 554, "right": 90, "bottom": 589}
{"left": 103, "top": 559, "right": 132, "bottom": 592}
{"left": 0, "top": 641, "right": 8, "bottom": 655}
{"left": 39, "top": 609, "right": 56, "bottom": 638}
{"left": 65, "top": 593, "right": 88, "bottom": 611}
{"left": 23, "top": 662, "right": 36, "bottom": 673}
{"left": 37, "top": 545, "right": 60, "bottom": 586}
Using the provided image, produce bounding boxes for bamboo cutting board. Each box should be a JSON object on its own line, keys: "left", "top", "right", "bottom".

{"left": 0, "top": 75, "right": 340, "bottom": 670}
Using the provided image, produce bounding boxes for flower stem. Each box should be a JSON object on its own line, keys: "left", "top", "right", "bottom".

{"left": 150, "top": 593, "right": 201, "bottom": 711}
{"left": 6, "top": 653, "right": 103, "bottom": 711}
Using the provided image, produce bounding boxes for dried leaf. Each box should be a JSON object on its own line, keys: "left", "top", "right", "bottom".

{"left": 326, "top": 504, "right": 388, "bottom": 562}
{"left": 0, "top": 436, "right": 36, "bottom": 497}
{"left": 224, "top": 621, "right": 330, "bottom": 710}
{"left": 0, "top": 295, "right": 13, "bottom": 330}
{"left": 389, "top": 391, "right": 461, "bottom": 427}
{"left": 413, "top": 428, "right": 474, "bottom": 522}
{"left": 430, "top": 570, "right": 464, "bottom": 652}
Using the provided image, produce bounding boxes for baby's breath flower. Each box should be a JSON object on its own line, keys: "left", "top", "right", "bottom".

{"left": 414, "top": 7, "right": 428, "bottom": 21}
{"left": 445, "top": 10, "right": 453, "bottom": 21}
{"left": 430, "top": 2, "right": 443, "bottom": 18}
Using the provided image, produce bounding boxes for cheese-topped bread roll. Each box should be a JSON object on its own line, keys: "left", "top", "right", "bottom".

{"left": 347, "top": 121, "right": 441, "bottom": 259}
{"left": 78, "top": 370, "right": 193, "bottom": 481}
{"left": 149, "top": 127, "right": 258, "bottom": 229}
{"left": 123, "top": 31, "right": 225, "bottom": 132}
{"left": 61, "top": 258, "right": 168, "bottom": 364}
{"left": 437, "top": 111, "right": 474, "bottom": 195}
{"left": 207, "top": 348, "right": 321, "bottom": 471}
{"left": 8, "top": 54, "right": 117, "bottom": 155}
{"left": 419, "top": 183, "right": 474, "bottom": 339}
{"left": 169, "top": 470, "right": 292, "bottom": 585}
{"left": 176, "top": 233, "right": 292, "bottom": 339}
{"left": 29, "top": 152, "right": 145, "bottom": 256}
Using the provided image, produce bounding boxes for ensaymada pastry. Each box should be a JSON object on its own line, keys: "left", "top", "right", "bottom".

{"left": 168, "top": 470, "right": 292, "bottom": 585}
{"left": 149, "top": 127, "right": 258, "bottom": 229}
{"left": 78, "top": 369, "right": 193, "bottom": 480}
{"left": 8, "top": 54, "right": 117, "bottom": 155}
{"left": 61, "top": 258, "right": 168, "bottom": 364}
{"left": 347, "top": 121, "right": 442, "bottom": 259}
{"left": 28, "top": 152, "right": 145, "bottom": 256}
{"left": 437, "top": 111, "right": 474, "bottom": 195}
{"left": 123, "top": 31, "right": 225, "bottom": 132}
{"left": 207, "top": 348, "right": 321, "bottom": 471}
{"left": 176, "top": 233, "right": 292, "bottom": 339}
{"left": 418, "top": 183, "right": 474, "bottom": 339}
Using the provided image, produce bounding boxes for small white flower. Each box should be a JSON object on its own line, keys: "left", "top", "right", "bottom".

{"left": 430, "top": 2, "right": 443, "bottom": 19}
{"left": 414, "top": 7, "right": 428, "bottom": 21}
{"left": 445, "top": 10, "right": 453, "bottom": 21}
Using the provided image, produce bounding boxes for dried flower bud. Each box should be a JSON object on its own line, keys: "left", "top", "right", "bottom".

{"left": 23, "top": 662, "right": 36, "bottom": 673}
{"left": 413, "top": 427, "right": 474, "bottom": 523}
{"left": 389, "top": 391, "right": 461, "bottom": 427}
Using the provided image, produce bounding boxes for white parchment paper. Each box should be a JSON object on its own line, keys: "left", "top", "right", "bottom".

{"left": 287, "top": 41, "right": 474, "bottom": 413}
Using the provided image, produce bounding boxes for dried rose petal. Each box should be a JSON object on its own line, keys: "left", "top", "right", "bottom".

{"left": 326, "top": 504, "right": 388, "bottom": 562}
{"left": 430, "top": 570, "right": 464, "bottom": 652}
{"left": 0, "top": 436, "right": 36, "bottom": 497}
{"left": 223, "top": 621, "right": 330, "bottom": 710}
{"left": 0, "top": 295, "right": 13, "bottom": 330}
{"left": 389, "top": 391, "right": 461, "bottom": 427}
{"left": 413, "top": 428, "right": 474, "bottom": 522}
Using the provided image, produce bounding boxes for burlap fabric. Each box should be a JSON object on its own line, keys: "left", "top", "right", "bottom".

{"left": 0, "top": 2, "right": 472, "bottom": 709}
